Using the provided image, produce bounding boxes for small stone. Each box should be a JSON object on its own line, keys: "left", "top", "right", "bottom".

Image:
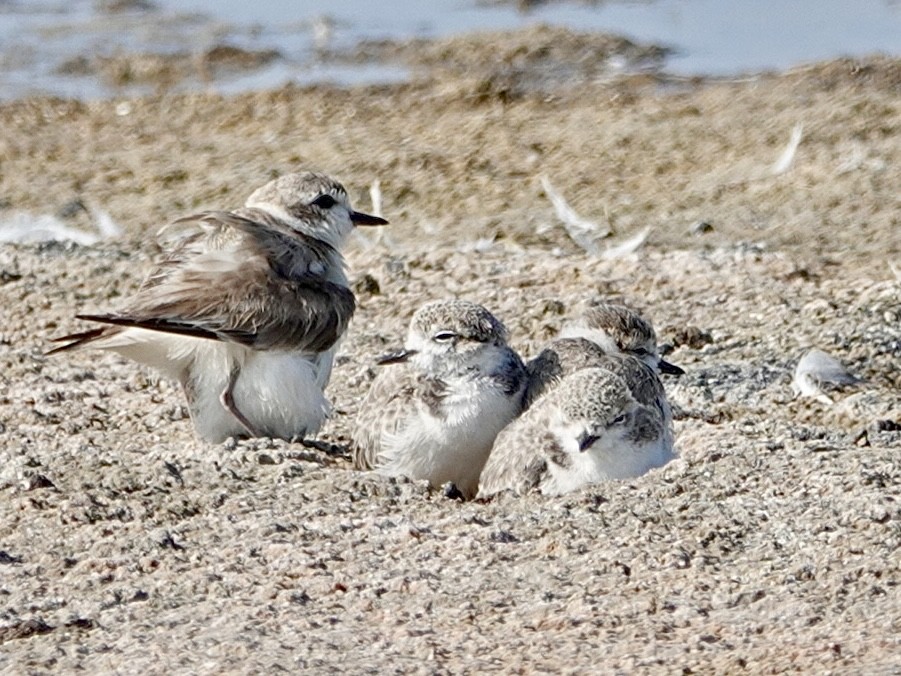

{"left": 25, "top": 474, "right": 56, "bottom": 490}
{"left": 56, "top": 199, "right": 88, "bottom": 220}
{"left": 670, "top": 326, "right": 713, "bottom": 349}
{"left": 0, "top": 618, "right": 54, "bottom": 641}
{"left": 689, "top": 220, "right": 714, "bottom": 235}
{"left": 443, "top": 482, "right": 465, "bottom": 501}
{"left": 489, "top": 530, "right": 518, "bottom": 544}
{"left": 63, "top": 617, "right": 96, "bottom": 630}
{"left": 0, "top": 550, "right": 23, "bottom": 565}
{"left": 353, "top": 273, "right": 381, "bottom": 296}
{"left": 540, "top": 299, "right": 565, "bottom": 315}
{"left": 875, "top": 419, "right": 900, "bottom": 432}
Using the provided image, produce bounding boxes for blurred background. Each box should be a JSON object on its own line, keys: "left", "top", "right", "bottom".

{"left": 1, "top": 0, "right": 899, "bottom": 100}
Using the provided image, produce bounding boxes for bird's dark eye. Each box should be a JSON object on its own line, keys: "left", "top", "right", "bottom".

{"left": 611, "top": 413, "right": 628, "bottom": 426}
{"left": 311, "top": 194, "right": 336, "bottom": 209}
{"left": 432, "top": 331, "right": 457, "bottom": 343}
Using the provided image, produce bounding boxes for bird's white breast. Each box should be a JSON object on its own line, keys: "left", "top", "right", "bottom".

{"left": 381, "top": 376, "right": 522, "bottom": 497}
{"left": 542, "top": 433, "right": 673, "bottom": 496}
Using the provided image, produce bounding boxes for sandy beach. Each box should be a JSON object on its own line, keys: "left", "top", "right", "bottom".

{"left": 0, "top": 26, "right": 899, "bottom": 674}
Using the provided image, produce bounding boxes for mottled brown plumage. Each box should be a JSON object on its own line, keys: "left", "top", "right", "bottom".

{"left": 526, "top": 309, "right": 677, "bottom": 452}
{"left": 479, "top": 367, "right": 671, "bottom": 498}
{"left": 525, "top": 338, "right": 669, "bottom": 420}
{"left": 352, "top": 367, "right": 448, "bottom": 470}
{"left": 562, "top": 302, "right": 684, "bottom": 376}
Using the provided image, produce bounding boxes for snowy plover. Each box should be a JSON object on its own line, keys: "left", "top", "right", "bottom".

{"left": 561, "top": 302, "right": 684, "bottom": 376}
{"left": 523, "top": 336, "right": 675, "bottom": 449}
{"left": 352, "top": 299, "right": 527, "bottom": 499}
{"left": 478, "top": 367, "right": 671, "bottom": 498}
{"left": 50, "top": 171, "right": 387, "bottom": 442}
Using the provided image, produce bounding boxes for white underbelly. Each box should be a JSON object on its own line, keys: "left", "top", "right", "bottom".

{"left": 189, "top": 346, "right": 333, "bottom": 443}
{"left": 381, "top": 386, "right": 522, "bottom": 498}
{"left": 100, "top": 328, "right": 334, "bottom": 442}
{"left": 543, "top": 437, "right": 674, "bottom": 495}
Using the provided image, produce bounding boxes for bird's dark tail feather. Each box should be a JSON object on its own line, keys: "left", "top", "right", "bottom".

{"left": 76, "top": 313, "right": 225, "bottom": 343}
{"left": 46, "top": 327, "right": 109, "bottom": 355}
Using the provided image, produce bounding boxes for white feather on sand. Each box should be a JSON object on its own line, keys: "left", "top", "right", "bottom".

{"left": 352, "top": 179, "right": 395, "bottom": 250}
{"left": 792, "top": 348, "right": 863, "bottom": 405}
{"left": 0, "top": 209, "right": 121, "bottom": 245}
{"left": 540, "top": 176, "right": 610, "bottom": 255}
{"left": 889, "top": 262, "right": 900, "bottom": 282}
{"left": 601, "top": 227, "right": 650, "bottom": 260}
{"left": 771, "top": 124, "right": 803, "bottom": 175}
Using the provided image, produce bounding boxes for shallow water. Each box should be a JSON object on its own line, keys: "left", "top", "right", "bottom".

{"left": 0, "top": 0, "right": 899, "bottom": 100}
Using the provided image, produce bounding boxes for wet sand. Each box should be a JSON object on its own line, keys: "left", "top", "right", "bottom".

{"left": 0, "top": 27, "right": 899, "bottom": 674}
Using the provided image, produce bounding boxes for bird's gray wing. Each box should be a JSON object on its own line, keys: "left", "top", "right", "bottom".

{"left": 352, "top": 364, "right": 416, "bottom": 470}
{"left": 598, "top": 354, "right": 669, "bottom": 421}
{"left": 523, "top": 350, "right": 562, "bottom": 409}
{"left": 79, "top": 211, "right": 354, "bottom": 353}
{"left": 352, "top": 365, "right": 449, "bottom": 470}
{"left": 523, "top": 338, "right": 609, "bottom": 409}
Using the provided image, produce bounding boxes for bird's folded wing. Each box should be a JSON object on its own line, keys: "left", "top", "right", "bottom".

{"left": 92, "top": 211, "right": 354, "bottom": 352}
{"left": 480, "top": 397, "right": 565, "bottom": 498}
{"left": 144, "top": 211, "right": 252, "bottom": 290}
{"left": 351, "top": 365, "right": 451, "bottom": 470}
{"left": 478, "top": 416, "right": 550, "bottom": 498}
{"left": 81, "top": 266, "right": 355, "bottom": 353}
{"left": 601, "top": 354, "right": 666, "bottom": 415}
{"left": 167, "top": 209, "right": 297, "bottom": 243}
{"left": 166, "top": 210, "right": 258, "bottom": 236}
{"left": 351, "top": 366, "right": 417, "bottom": 470}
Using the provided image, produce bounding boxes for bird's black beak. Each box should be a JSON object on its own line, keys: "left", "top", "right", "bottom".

{"left": 350, "top": 210, "right": 389, "bottom": 226}
{"left": 577, "top": 431, "right": 600, "bottom": 452}
{"left": 376, "top": 348, "right": 416, "bottom": 365}
{"left": 658, "top": 359, "right": 685, "bottom": 376}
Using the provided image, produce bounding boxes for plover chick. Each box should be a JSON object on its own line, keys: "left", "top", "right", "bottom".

{"left": 561, "top": 302, "right": 684, "bottom": 376}
{"left": 524, "top": 336, "right": 675, "bottom": 447}
{"left": 49, "top": 171, "right": 387, "bottom": 443}
{"left": 478, "top": 367, "right": 671, "bottom": 498}
{"left": 523, "top": 336, "right": 611, "bottom": 408}
{"left": 352, "top": 299, "right": 527, "bottom": 499}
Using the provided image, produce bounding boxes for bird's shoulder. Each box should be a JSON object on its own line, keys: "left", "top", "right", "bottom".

{"left": 523, "top": 338, "right": 607, "bottom": 408}
{"left": 140, "top": 210, "right": 271, "bottom": 291}
{"left": 488, "top": 348, "right": 528, "bottom": 398}
{"left": 601, "top": 354, "right": 665, "bottom": 410}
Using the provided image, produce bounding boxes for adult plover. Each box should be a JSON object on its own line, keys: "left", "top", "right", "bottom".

{"left": 50, "top": 171, "right": 387, "bottom": 442}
